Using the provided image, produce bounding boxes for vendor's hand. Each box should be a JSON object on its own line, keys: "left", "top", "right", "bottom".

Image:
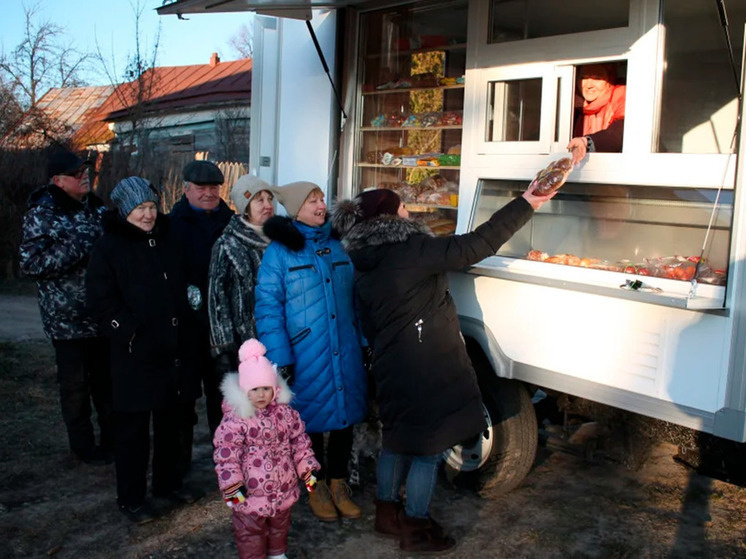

{"left": 279, "top": 364, "right": 295, "bottom": 386}
{"left": 567, "top": 136, "right": 588, "bottom": 165}
{"left": 522, "top": 183, "right": 557, "bottom": 210}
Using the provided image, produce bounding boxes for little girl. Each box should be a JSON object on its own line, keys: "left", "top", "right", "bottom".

{"left": 214, "top": 338, "right": 320, "bottom": 559}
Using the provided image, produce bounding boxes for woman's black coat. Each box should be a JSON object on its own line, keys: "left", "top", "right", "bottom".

{"left": 334, "top": 197, "right": 534, "bottom": 455}
{"left": 86, "top": 212, "right": 202, "bottom": 412}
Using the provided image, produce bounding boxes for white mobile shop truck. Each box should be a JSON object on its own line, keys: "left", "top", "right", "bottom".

{"left": 159, "top": 0, "right": 746, "bottom": 492}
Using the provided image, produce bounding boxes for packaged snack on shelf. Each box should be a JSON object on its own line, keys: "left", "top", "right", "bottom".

{"left": 439, "top": 111, "right": 463, "bottom": 126}
{"left": 646, "top": 256, "right": 697, "bottom": 281}
{"left": 437, "top": 154, "right": 460, "bottom": 166}
{"left": 371, "top": 113, "right": 408, "bottom": 127}
{"left": 402, "top": 114, "right": 423, "bottom": 127}
{"left": 381, "top": 152, "right": 402, "bottom": 166}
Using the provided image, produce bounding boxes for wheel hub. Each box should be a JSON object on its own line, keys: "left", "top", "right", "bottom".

{"left": 442, "top": 404, "right": 494, "bottom": 472}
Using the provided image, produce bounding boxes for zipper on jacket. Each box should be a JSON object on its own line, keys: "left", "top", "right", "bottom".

{"left": 415, "top": 319, "right": 423, "bottom": 343}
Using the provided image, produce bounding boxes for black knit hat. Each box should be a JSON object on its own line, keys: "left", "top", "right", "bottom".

{"left": 356, "top": 189, "right": 401, "bottom": 221}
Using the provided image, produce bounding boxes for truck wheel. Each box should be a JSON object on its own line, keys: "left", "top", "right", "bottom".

{"left": 443, "top": 376, "right": 538, "bottom": 495}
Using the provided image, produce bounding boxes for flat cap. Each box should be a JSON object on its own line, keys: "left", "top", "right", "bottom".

{"left": 183, "top": 160, "right": 224, "bottom": 185}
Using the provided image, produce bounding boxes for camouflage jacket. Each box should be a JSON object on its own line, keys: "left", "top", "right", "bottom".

{"left": 19, "top": 184, "right": 106, "bottom": 340}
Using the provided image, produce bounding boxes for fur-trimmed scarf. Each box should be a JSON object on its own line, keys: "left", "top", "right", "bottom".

{"left": 330, "top": 198, "right": 433, "bottom": 253}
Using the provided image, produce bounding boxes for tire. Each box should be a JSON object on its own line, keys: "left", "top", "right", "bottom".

{"left": 443, "top": 349, "right": 538, "bottom": 495}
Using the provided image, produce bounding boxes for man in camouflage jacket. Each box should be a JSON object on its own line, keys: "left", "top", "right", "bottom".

{"left": 19, "top": 149, "right": 114, "bottom": 465}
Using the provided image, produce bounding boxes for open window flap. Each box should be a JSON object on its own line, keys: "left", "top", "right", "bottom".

{"left": 256, "top": 8, "right": 313, "bottom": 20}
{"left": 157, "top": 0, "right": 366, "bottom": 18}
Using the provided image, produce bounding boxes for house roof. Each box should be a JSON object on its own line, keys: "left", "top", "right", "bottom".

{"left": 102, "top": 56, "right": 252, "bottom": 121}
{"left": 1, "top": 85, "right": 115, "bottom": 149}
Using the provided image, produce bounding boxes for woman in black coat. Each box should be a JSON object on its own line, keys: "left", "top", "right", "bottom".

{"left": 332, "top": 184, "right": 554, "bottom": 553}
{"left": 86, "top": 177, "right": 203, "bottom": 523}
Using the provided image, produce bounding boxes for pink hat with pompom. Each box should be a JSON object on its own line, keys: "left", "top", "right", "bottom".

{"left": 238, "top": 339, "right": 279, "bottom": 394}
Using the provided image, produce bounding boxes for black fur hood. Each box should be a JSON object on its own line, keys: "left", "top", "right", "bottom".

{"left": 262, "top": 215, "right": 306, "bottom": 251}
{"left": 330, "top": 198, "right": 433, "bottom": 253}
{"left": 263, "top": 215, "right": 339, "bottom": 252}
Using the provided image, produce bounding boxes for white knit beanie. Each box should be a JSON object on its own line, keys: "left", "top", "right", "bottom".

{"left": 230, "top": 174, "right": 273, "bottom": 216}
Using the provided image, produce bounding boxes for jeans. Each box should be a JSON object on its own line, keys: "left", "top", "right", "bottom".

{"left": 376, "top": 448, "right": 442, "bottom": 518}
{"left": 51, "top": 337, "right": 113, "bottom": 456}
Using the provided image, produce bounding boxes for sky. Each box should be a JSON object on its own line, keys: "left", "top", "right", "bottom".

{"left": 0, "top": 0, "right": 254, "bottom": 85}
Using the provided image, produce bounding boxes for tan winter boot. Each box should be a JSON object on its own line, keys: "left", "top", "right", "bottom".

{"left": 308, "top": 480, "right": 338, "bottom": 522}
{"left": 329, "top": 478, "right": 362, "bottom": 519}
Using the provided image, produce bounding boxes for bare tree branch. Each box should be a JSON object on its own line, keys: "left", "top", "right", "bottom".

{"left": 227, "top": 24, "right": 253, "bottom": 59}
{"left": 0, "top": 2, "right": 90, "bottom": 109}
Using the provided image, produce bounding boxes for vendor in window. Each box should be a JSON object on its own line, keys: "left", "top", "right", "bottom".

{"left": 567, "top": 63, "right": 626, "bottom": 164}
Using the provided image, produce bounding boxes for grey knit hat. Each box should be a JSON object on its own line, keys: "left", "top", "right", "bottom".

{"left": 111, "top": 177, "right": 160, "bottom": 218}
{"left": 230, "top": 174, "right": 273, "bottom": 216}
{"left": 274, "top": 181, "right": 322, "bottom": 218}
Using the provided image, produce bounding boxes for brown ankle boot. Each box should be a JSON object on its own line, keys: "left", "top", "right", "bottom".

{"left": 329, "top": 478, "right": 361, "bottom": 519}
{"left": 399, "top": 511, "right": 456, "bottom": 554}
{"left": 308, "top": 480, "right": 338, "bottom": 522}
{"left": 374, "top": 499, "right": 402, "bottom": 538}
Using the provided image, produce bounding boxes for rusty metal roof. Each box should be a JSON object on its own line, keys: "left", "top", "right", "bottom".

{"left": 1, "top": 85, "right": 115, "bottom": 150}
{"left": 102, "top": 56, "right": 252, "bottom": 121}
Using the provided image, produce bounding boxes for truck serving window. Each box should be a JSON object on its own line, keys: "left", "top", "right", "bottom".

{"left": 471, "top": 179, "right": 732, "bottom": 287}
{"left": 570, "top": 61, "right": 627, "bottom": 154}
{"left": 489, "top": 0, "right": 629, "bottom": 43}
{"left": 657, "top": 1, "right": 745, "bottom": 153}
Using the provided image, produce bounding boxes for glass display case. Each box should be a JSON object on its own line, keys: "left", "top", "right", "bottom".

{"left": 471, "top": 179, "right": 732, "bottom": 306}
{"left": 355, "top": 1, "right": 468, "bottom": 235}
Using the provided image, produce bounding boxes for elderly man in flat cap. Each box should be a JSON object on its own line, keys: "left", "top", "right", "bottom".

{"left": 19, "top": 148, "right": 114, "bottom": 466}
{"left": 169, "top": 160, "right": 234, "bottom": 474}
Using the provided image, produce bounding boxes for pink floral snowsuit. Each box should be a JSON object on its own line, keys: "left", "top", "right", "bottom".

{"left": 214, "top": 372, "right": 319, "bottom": 559}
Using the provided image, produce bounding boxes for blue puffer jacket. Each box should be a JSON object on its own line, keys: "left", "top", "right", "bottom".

{"left": 254, "top": 217, "right": 367, "bottom": 434}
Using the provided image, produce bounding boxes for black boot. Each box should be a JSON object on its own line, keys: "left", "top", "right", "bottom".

{"left": 398, "top": 511, "right": 456, "bottom": 554}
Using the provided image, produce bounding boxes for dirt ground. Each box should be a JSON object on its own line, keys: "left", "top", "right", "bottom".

{"left": 1, "top": 294, "right": 746, "bottom": 558}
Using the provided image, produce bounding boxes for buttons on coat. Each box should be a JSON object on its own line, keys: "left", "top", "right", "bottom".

{"left": 174, "top": 359, "right": 181, "bottom": 367}
{"left": 172, "top": 317, "right": 178, "bottom": 326}
{"left": 111, "top": 319, "right": 120, "bottom": 329}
